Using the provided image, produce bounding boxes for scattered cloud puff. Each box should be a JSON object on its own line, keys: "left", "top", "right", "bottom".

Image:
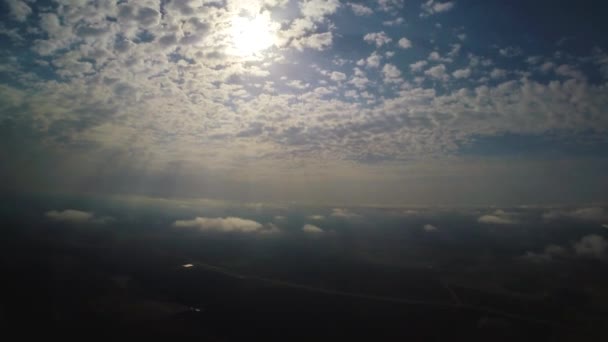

{"left": 347, "top": 3, "right": 373, "bottom": 16}
{"left": 542, "top": 207, "right": 608, "bottom": 223}
{"left": 377, "top": 0, "right": 405, "bottom": 12}
{"left": 524, "top": 235, "right": 608, "bottom": 263}
{"left": 300, "top": 0, "right": 341, "bottom": 20}
{"left": 382, "top": 63, "right": 402, "bottom": 82}
{"left": 397, "top": 37, "right": 412, "bottom": 49}
{"left": 331, "top": 208, "right": 360, "bottom": 218}
{"left": 302, "top": 224, "right": 324, "bottom": 234}
{"left": 523, "top": 244, "right": 567, "bottom": 263}
{"left": 410, "top": 60, "right": 428, "bottom": 72}
{"left": 424, "top": 64, "right": 449, "bottom": 81}
{"left": 421, "top": 1, "right": 456, "bottom": 17}
{"left": 6, "top": 0, "right": 32, "bottom": 22}
{"left": 173, "top": 216, "right": 278, "bottom": 234}
{"left": 478, "top": 210, "right": 518, "bottom": 225}
{"left": 363, "top": 31, "right": 392, "bottom": 47}
{"left": 423, "top": 224, "right": 438, "bottom": 232}
{"left": 499, "top": 46, "right": 523, "bottom": 58}
{"left": 45, "top": 209, "right": 112, "bottom": 224}
{"left": 308, "top": 214, "right": 325, "bottom": 220}
{"left": 46, "top": 209, "right": 94, "bottom": 223}
{"left": 383, "top": 17, "right": 404, "bottom": 26}
{"left": 574, "top": 234, "right": 608, "bottom": 259}
{"left": 452, "top": 67, "right": 471, "bottom": 79}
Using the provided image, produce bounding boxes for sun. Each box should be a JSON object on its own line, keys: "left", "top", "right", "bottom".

{"left": 230, "top": 13, "right": 276, "bottom": 57}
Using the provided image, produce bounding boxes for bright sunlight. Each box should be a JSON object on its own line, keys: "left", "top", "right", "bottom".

{"left": 230, "top": 13, "right": 277, "bottom": 56}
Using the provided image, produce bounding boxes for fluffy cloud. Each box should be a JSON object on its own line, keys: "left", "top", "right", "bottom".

{"left": 357, "top": 52, "right": 382, "bottom": 68}
{"left": 573, "top": 235, "right": 608, "bottom": 259}
{"left": 46, "top": 209, "right": 94, "bottom": 223}
{"left": 524, "top": 235, "right": 608, "bottom": 262}
{"left": 499, "top": 46, "right": 523, "bottom": 58}
{"left": 452, "top": 68, "right": 471, "bottom": 79}
{"left": 397, "top": 37, "right": 412, "bottom": 49}
{"left": 382, "top": 63, "right": 402, "bottom": 82}
{"left": 302, "top": 224, "right": 324, "bottom": 234}
{"left": 542, "top": 207, "right": 608, "bottom": 222}
{"left": 363, "top": 31, "right": 392, "bottom": 47}
{"left": 330, "top": 71, "right": 347, "bottom": 82}
{"left": 421, "top": 1, "right": 455, "bottom": 17}
{"left": 6, "top": 0, "right": 32, "bottom": 22}
{"left": 331, "top": 208, "right": 360, "bottom": 218}
{"left": 348, "top": 3, "right": 373, "bottom": 16}
{"left": 478, "top": 210, "right": 518, "bottom": 225}
{"left": 308, "top": 215, "right": 325, "bottom": 220}
{"left": 423, "top": 224, "right": 438, "bottom": 232}
{"left": 383, "top": 17, "right": 404, "bottom": 26}
{"left": 490, "top": 68, "right": 507, "bottom": 79}
{"left": 424, "top": 64, "right": 449, "bottom": 81}
{"left": 410, "top": 60, "right": 428, "bottom": 72}
{"left": 292, "top": 32, "right": 333, "bottom": 50}
{"left": 173, "top": 216, "right": 271, "bottom": 233}
{"left": 523, "top": 244, "right": 567, "bottom": 263}
{"left": 300, "top": 0, "right": 341, "bottom": 20}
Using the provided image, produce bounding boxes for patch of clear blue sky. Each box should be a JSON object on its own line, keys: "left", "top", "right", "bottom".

{"left": 459, "top": 132, "right": 608, "bottom": 158}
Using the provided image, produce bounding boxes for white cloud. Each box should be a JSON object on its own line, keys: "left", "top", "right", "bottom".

{"left": 499, "top": 46, "right": 523, "bottom": 58}
{"left": 173, "top": 216, "right": 267, "bottom": 233}
{"left": 478, "top": 210, "right": 518, "bottom": 225}
{"left": 363, "top": 31, "right": 392, "bottom": 47}
{"left": 358, "top": 51, "right": 382, "bottom": 68}
{"left": 542, "top": 207, "right": 608, "bottom": 222}
{"left": 331, "top": 208, "right": 360, "bottom": 218}
{"left": 410, "top": 60, "right": 428, "bottom": 72}
{"left": 452, "top": 68, "right": 471, "bottom": 79}
{"left": 526, "top": 56, "right": 542, "bottom": 65}
{"left": 448, "top": 43, "right": 461, "bottom": 57}
{"left": 300, "top": 0, "right": 341, "bottom": 21}
{"left": 421, "top": 1, "right": 456, "bottom": 17}
{"left": 573, "top": 234, "right": 608, "bottom": 259}
{"left": 539, "top": 62, "right": 555, "bottom": 73}
{"left": 423, "top": 224, "right": 438, "bottom": 232}
{"left": 302, "top": 224, "right": 324, "bottom": 234}
{"left": 348, "top": 3, "right": 373, "bottom": 16}
{"left": 383, "top": 17, "right": 404, "bottom": 26}
{"left": 292, "top": 32, "right": 333, "bottom": 50}
{"left": 286, "top": 80, "right": 310, "bottom": 89}
{"left": 330, "top": 71, "right": 347, "bottom": 82}
{"left": 424, "top": 64, "right": 449, "bottom": 81}
{"left": 308, "top": 215, "right": 325, "bottom": 220}
{"left": 6, "top": 0, "right": 32, "bottom": 22}
{"left": 397, "top": 37, "right": 412, "bottom": 49}
{"left": 377, "top": 0, "right": 405, "bottom": 12}
{"left": 428, "top": 51, "right": 452, "bottom": 63}
{"left": 263, "top": 0, "right": 289, "bottom": 7}
{"left": 555, "top": 64, "right": 586, "bottom": 80}
{"left": 46, "top": 209, "right": 94, "bottom": 223}
{"left": 457, "top": 33, "right": 466, "bottom": 41}
{"left": 382, "top": 63, "right": 402, "bottom": 82}
{"left": 523, "top": 244, "right": 567, "bottom": 263}
{"left": 490, "top": 68, "right": 507, "bottom": 79}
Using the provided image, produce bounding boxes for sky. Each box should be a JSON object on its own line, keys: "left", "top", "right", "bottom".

{"left": 1, "top": 0, "right": 608, "bottom": 206}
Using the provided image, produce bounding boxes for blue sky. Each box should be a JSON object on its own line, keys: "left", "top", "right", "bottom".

{"left": 0, "top": 0, "right": 607, "bottom": 205}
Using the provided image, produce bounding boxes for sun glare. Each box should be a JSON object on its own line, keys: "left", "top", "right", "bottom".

{"left": 230, "top": 14, "right": 276, "bottom": 56}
